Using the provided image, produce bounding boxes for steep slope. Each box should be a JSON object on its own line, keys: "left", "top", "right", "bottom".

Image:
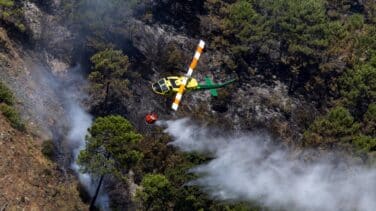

{"left": 0, "top": 113, "right": 87, "bottom": 210}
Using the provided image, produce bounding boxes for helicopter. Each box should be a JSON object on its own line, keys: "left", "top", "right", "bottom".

{"left": 151, "top": 40, "right": 236, "bottom": 111}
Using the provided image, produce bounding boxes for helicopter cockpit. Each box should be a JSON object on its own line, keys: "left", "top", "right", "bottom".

{"left": 152, "top": 79, "right": 171, "bottom": 95}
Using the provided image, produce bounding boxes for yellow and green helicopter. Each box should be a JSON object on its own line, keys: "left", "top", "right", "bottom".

{"left": 152, "top": 76, "right": 236, "bottom": 96}
{"left": 151, "top": 40, "right": 236, "bottom": 111}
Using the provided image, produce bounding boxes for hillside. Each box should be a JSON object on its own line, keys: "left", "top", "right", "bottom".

{"left": 0, "top": 113, "right": 86, "bottom": 210}
{"left": 0, "top": 0, "right": 375, "bottom": 210}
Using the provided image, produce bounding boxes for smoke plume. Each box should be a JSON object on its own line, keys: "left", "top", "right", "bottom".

{"left": 23, "top": 60, "right": 110, "bottom": 209}
{"left": 160, "top": 118, "right": 376, "bottom": 211}
{"left": 67, "top": 102, "right": 109, "bottom": 209}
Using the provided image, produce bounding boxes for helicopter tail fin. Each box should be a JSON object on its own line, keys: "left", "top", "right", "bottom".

{"left": 204, "top": 77, "right": 218, "bottom": 97}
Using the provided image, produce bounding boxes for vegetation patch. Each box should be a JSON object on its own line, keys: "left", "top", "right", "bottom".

{"left": 0, "top": 81, "right": 14, "bottom": 105}
{"left": 41, "top": 139, "right": 55, "bottom": 160}
{"left": 0, "top": 104, "right": 25, "bottom": 131}
{"left": 0, "top": 1, "right": 27, "bottom": 33}
{"left": 0, "top": 82, "right": 24, "bottom": 131}
{"left": 77, "top": 115, "right": 143, "bottom": 178}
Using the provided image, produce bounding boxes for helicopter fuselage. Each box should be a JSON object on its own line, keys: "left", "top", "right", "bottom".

{"left": 152, "top": 76, "right": 198, "bottom": 95}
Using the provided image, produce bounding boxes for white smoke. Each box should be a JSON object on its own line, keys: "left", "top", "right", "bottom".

{"left": 160, "top": 118, "right": 376, "bottom": 211}
{"left": 57, "top": 67, "right": 111, "bottom": 210}
{"left": 24, "top": 61, "right": 110, "bottom": 209}
{"left": 67, "top": 102, "right": 110, "bottom": 210}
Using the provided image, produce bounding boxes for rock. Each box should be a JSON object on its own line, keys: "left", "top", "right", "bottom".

{"left": 45, "top": 56, "right": 69, "bottom": 75}
{"left": 23, "top": 2, "right": 43, "bottom": 41}
{"left": 41, "top": 17, "right": 74, "bottom": 62}
{"left": 23, "top": 2, "right": 75, "bottom": 62}
{"left": 126, "top": 19, "right": 190, "bottom": 58}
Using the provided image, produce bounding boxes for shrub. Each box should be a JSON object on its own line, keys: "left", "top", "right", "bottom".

{"left": 0, "top": 0, "right": 14, "bottom": 7}
{"left": 0, "top": 104, "right": 25, "bottom": 131}
{"left": 41, "top": 139, "right": 55, "bottom": 159}
{"left": 0, "top": 81, "right": 14, "bottom": 105}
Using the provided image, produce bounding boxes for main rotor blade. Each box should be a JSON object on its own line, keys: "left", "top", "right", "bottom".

{"left": 172, "top": 40, "right": 205, "bottom": 111}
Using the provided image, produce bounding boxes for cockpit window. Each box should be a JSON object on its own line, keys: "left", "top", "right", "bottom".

{"left": 153, "top": 79, "right": 170, "bottom": 94}
{"left": 158, "top": 80, "right": 169, "bottom": 92}
{"left": 152, "top": 82, "right": 162, "bottom": 93}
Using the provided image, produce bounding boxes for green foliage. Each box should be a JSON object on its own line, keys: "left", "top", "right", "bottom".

{"left": 353, "top": 135, "right": 376, "bottom": 153}
{"left": 223, "top": 0, "right": 267, "bottom": 54}
{"left": 134, "top": 133, "right": 263, "bottom": 210}
{"left": 0, "top": 0, "right": 14, "bottom": 7}
{"left": 136, "top": 174, "right": 172, "bottom": 210}
{"left": 267, "top": 0, "right": 329, "bottom": 56}
{"left": 362, "top": 103, "right": 376, "bottom": 136}
{"left": 90, "top": 48, "right": 130, "bottom": 82}
{"left": 220, "top": 0, "right": 345, "bottom": 94}
{"left": 41, "top": 139, "right": 55, "bottom": 159}
{"left": 88, "top": 48, "right": 130, "bottom": 94}
{"left": 88, "top": 49, "right": 131, "bottom": 106}
{"left": 77, "top": 115, "right": 143, "bottom": 178}
{"left": 0, "top": 104, "right": 25, "bottom": 131}
{"left": 339, "top": 63, "right": 376, "bottom": 115}
{"left": 304, "top": 107, "right": 360, "bottom": 148}
{"left": 15, "top": 23, "right": 25, "bottom": 32}
{"left": 0, "top": 81, "right": 14, "bottom": 106}
{"left": 346, "top": 14, "right": 364, "bottom": 31}
{"left": 0, "top": 3, "right": 26, "bottom": 34}
{"left": 224, "top": 0, "right": 332, "bottom": 59}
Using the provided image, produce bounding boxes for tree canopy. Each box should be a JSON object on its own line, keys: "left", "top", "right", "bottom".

{"left": 303, "top": 107, "right": 360, "bottom": 149}
{"left": 78, "top": 115, "right": 143, "bottom": 178}
{"left": 89, "top": 48, "right": 130, "bottom": 83}
{"left": 136, "top": 173, "right": 172, "bottom": 210}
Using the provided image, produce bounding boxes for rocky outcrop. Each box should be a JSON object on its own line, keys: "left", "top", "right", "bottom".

{"left": 22, "top": 1, "right": 75, "bottom": 64}
{"left": 22, "top": 2, "right": 43, "bottom": 41}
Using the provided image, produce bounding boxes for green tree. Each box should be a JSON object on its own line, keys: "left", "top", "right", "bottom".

{"left": 222, "top": 0, "right": 268, "bottom": 55}
{"left": 89, "top": 48, "right": 130, "bottom": 83}
{"left": 88, "top": 49, "right": 131, "bottom": 107}
{"left": 78, "top": 115, "right": 143, "bottom": 178}
{"left": 304, "top": 107, "right": 360, "bottom": 148}
{"left": 339, "top": 63, "right": 376, "bottom": 116}
{"left": 353, "top": 135, "right": 376, "bottom": 154}
{"left": 224, "top": 0, "right": 332, "bottom": 58}
{"left": 222, "top": 0, "right": 338, "bottom": 93}
{"left": 362, "top": 103, "right": 376, "bottom": 136}
{"left": 136, "top": 174, "right": 172, "bottom": 211}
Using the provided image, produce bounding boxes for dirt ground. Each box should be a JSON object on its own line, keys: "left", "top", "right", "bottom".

{"left": 0, "top": 114, "right": 87, "bottom": 210}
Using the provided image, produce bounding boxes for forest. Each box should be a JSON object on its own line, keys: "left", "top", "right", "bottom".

{"left": 0, "top": 0, "right": 375, "bottom": 210}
